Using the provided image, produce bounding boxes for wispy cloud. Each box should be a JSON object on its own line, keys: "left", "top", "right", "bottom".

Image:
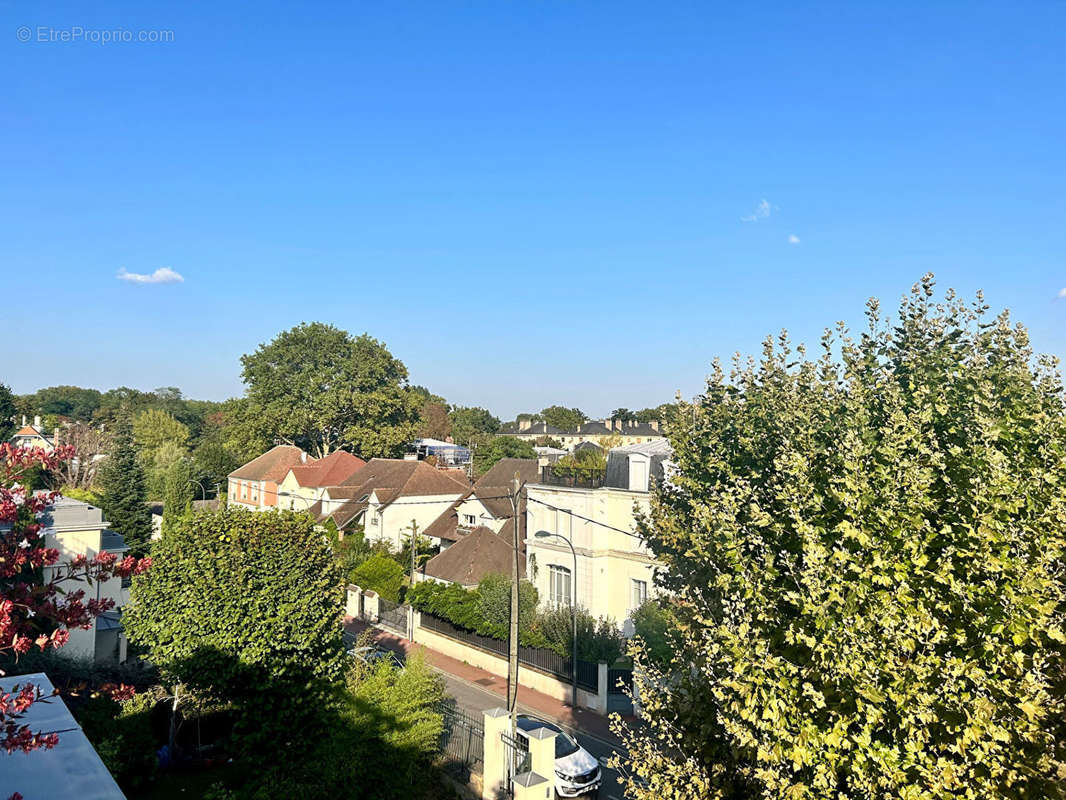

{"left": 741, "top": 199, "right": 773, "bottom": 223}
{"left": 788, "top": 234, "right": 801, "bottom": 244}
{"left": 116, "top": 267, "right": 184, "bottom": 285}
{"left": 1058, "top": 287, "right": 1066, "bottom": 299}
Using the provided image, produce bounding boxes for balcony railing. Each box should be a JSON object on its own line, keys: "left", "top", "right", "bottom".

{"left": 538, "top": 465, "right": 606, "bottom": 490}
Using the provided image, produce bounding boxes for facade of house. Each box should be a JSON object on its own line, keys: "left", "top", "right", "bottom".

{"left": 10, "top": 415, "right": 56, "bottom": 452}
{"left": 320, "top": 459, "right": 471, "bottom": 550}
{"left": 275, "top": 449, "right": 367, "bottom": 510}
{"left": 523, "top": 440, "right": 672, "bottom": 629}
{"left": 227, "top": 445, "right": 311, "bottom": 510}
{"left": 41, "top": 498, "right": 130, "bottom": 664}
{"left": 500, "top": 417, "right": 664, "bottom": 451}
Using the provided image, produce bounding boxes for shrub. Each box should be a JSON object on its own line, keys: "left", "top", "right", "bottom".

{"left": 629, "top": 599, "right": 678, "bottom": 667}
{"left": 408, "top": 579, "right": 550, "bottom": 648}
{"left": 476, "top": 573, "right": 538, "bottom": 631}
{"left": 537, "top": 605, "right": 624, "bottom": 663}
{"left": 79, "top": 686, "right": 167, "bottom": 790}
{"left": 350, "top": 553, "right": 407, "bottom": 603}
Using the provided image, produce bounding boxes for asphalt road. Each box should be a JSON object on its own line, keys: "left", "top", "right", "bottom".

{"left": 434, "top": 666, "right": 630, "bottom": 800}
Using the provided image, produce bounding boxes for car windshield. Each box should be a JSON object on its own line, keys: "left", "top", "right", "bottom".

{"left": 517, "top": 717, "right": 581, "bottom": 758}
{"left": 554, "top": 731, "right": 579, "bottom": 758}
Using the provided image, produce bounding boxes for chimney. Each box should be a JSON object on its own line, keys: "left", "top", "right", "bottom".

{"left": 54, "top": 427, "right": 60, "bottom": 446}
{"left": 650, "top": 420, "right": 659, "bottom": 432}
{"left": 34, "top": 415, "right": 41, "bottom": 428}
{"left": 21, "top": 415, "right": 26, "bottom": 426}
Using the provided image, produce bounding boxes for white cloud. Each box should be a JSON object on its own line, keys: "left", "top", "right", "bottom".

{"left": 741, "top": 199, "right": 773, "bottom": 222}
{"left": 116, "top": 267, "right": 184, "bottom": 285}
{"left": 788, "top": 234, "right": 801, "bottom": 244}
{"left": 1058, "top": 287, "right": 1066, "bottom": 298}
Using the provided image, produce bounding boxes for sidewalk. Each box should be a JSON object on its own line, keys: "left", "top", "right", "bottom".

{"left": 344, "top": 617, "right": 628, "bottom": 748}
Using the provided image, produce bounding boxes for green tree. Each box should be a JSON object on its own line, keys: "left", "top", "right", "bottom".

{"left": 145, "top": 439, "right": 187, "bottom": 499}
{"left": 616, "top": 277, "right": 1066, "bottom": 800}
{"left": 0, "top": 382, "right": 17, "bottom": 440}
{"left": 449, "top": 406, "right": 501, "bottom": 446}
{"left": 133, "top": 407, "right": 190, "bottom": 465}
{"left": 98, "top": 414, "right": 153, "bottom": 554}
{"left": 417, "top": 400, "right": 451, "bottom": 440}
{"left": 124, "top": 507, "right": 346, "bottom": 749}
{"left": 610, "top": 407, "right": 636, "bottom": 422}
{"left": 350, "top": 553, "right": 406, "bottom": 603}
{"left": 24, "top": 385, "right": 103, "bottom": 421}
{"left": 634, "top": 402, "right": 675, "bottom": 427}
{"left": 630, "top": 598, "right": 679, "bottom": 667}
{"left": 240, "top": 323, "right": 421, "bottom": 459}
{"left": 476, "top": 573, "right": 538, "bottom": 631}
{"left": 473, "top": 436, "right": 536, "bottom": 477}
{"left": 161, "top": 455, "right": 195, "bottom": 533}
{"left": 539, "top": 405, "right": 586, "bottom": 431}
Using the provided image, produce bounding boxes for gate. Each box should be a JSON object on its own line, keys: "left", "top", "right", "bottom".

{"left": 607, "top": 666, "right": 635, "bottom": 714}
{"left": 377, "top": 598, "right": 408, "bottom": 634}
{"left": 500, "top": 730, "right": 530, "bottom": 796}
{"left": 436, "top": 700, "right": 484, "bottom": 780}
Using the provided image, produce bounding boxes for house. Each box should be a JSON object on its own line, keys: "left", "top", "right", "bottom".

{"left": 321, "top": 459, "right": 471, "bottom": 550}
{"left": 227, "top": 445, "right": 311, "bottom": 510}
{"left": 500, "top": 417, "right": 665, "bottom": 451}
{"left": 41, "top": 498, "right": 130, "bottom": 664}
{"left": 420, "top": 521, "right": 522, "bottom": 588}
{"left": 10, "top": 415, "right": 57, "bottom": 452}
{"left": 275, "top": 449, "right": 367, "bottom": 511}
{"left": 422, "top": 458, "right": 538, "bottom": 549}
{"left": 0, "top": 673, "right": 127, "bottom": 800}
{"left": 524, "top": 440, "right": 672, "bottom": 629}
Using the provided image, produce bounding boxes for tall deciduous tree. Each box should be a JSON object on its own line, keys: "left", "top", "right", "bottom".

{"left": 52, "top": 421, "right": 112, "bottom": 490}
{"left": 132, "top": 408, "right": 189, "bottom": 466}
{"left": 124, "top": 507, "right": 346, "bottom": 747}
{"left": 472, "top": 436, "right": 536, "bottom": 476}
{"left": 98, "top": 414, "right": 153, "bottom": 554}
{"left": 539, "top": 405, "right": 586, "bottom": 431}
{"left": 615, "top": 277, "right": 1066, "bottom": 800}
{"left": 0, "top": 382, "right": 17, "bottom": 440}
{"left": 240, "top": 323, "right": 421, "bottom": 459}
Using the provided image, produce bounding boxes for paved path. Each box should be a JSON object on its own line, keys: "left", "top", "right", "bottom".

{"left": 344, "top": 618, "right": 635, "bottom": 799}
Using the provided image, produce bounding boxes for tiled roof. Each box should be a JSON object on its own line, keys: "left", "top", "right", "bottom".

{"left": 229, "top": 445, "right": 309, "bottom": 482}
{"left": 13, "top": 425, "right": 52, "bottom": 440}
{"left": 337, "top": 459, "right": 470, "bottom": 508}
{"left": 423, "top": 522, "right": 522, "bottom": 586}
{"left": 289, "top": 450, "right": 366, "bottom": 488}
{"left": 421, "top": 459, "right": 536, "bottom": 541}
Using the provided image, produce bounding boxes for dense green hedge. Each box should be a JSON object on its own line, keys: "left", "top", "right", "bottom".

{"left": 408, "top": 578, "right": 553, "bottom": 649}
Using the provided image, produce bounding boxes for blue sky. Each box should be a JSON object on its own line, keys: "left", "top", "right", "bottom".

{"left": 3, "top": 1, "right": 1064, "bottom": 419}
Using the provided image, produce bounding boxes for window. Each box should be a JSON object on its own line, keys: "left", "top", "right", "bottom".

{"left": 549, "top": 565, "right": 572, "bottom": 608}
{"left": 631, "top": 579, "right": 648, "bottom": 611}
{"left": 371, "top": 516, "right": 379, "bottom": 526}
{"left": 462, "top": 513, "right": 476, "bottom": 526}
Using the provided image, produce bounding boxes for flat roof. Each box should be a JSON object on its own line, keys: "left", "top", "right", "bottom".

{"left": 0, "top": 673, "right": 127, "bottom": 800}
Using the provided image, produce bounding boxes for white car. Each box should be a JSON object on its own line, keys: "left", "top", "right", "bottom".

{"left": 515, "top": 714, "right": 601, "bottom": 798}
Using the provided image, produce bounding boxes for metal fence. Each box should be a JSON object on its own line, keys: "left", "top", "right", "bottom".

{"left": 378, "top": 598, "right": 408, "bottom": 634}
{"left": 608, "top": 667, "right": 634, "bottom": 694}
{"left": 501, "top": 730, "right": 530, "bottom": 796}
{"left": 436, "top": 700, "right": 484, "bottom": 778}
{"left": 420, "top": 612, "right": 601, "bottom": 691}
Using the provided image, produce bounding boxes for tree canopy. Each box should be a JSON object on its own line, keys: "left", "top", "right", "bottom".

{"left": 448, "top": 405, "right": 500, "bottom": 446}
{"left": 539, "top": 405, "right": 586, "bottom": 431}
{"left": 473, "top": 436, "right": 536, "bottom": 476}
{"left": 240, "top": 323, "right": 421, "bottom": 459}
{"left": 615, "top": 277, "right": 1066, "bottom": 800}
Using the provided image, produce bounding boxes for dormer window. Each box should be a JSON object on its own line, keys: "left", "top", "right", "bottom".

{"left": 462, "top": 514, "right": 476, "bottom": 526}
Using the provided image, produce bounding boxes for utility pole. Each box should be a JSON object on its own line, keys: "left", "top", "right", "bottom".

{"left": 408, "top": 518, "right": 419, "bottom": 641}
{"left": 507, "top": 472, "right": 521, "bottom": 727}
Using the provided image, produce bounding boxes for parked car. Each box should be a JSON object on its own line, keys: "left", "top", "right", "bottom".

{"left": 515, "top": 714, "right": 601, "bottom": 798}
{"left": 348, "top": 645, "right": 405, "bottom": 669}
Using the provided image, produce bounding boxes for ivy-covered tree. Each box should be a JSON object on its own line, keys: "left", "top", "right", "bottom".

{"left": 616, "top": 277, "right": 1066, "bottom": 800}
{"left": 124, "top": 507, "right": 347, "bottom": 750}
{"left": 98, "top": 414, "right": 153, "bottom": 554}
{"left": 240, "top": 323, "right": 421, "bottom": 459}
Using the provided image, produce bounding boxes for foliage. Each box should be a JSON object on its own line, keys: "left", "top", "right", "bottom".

{"left": 615, "top": 277, "right": 1066, "bottom": 800}
{"left": 0, "top": 444, "right": 148, "bottom": 756}
{"left": 50, "top": 421, "right": 111, "bottom": 490}
{"left": 123, "top": 507, "right": 347, "bottom": 749}
{"left": 533, "top": 435, "right": 563, "bottom": 448}
{"left": 473, "top": 436, "right": 536, "bottom": 476}
{"left": 192, "top": 432, "right": 241, "bottom": 497}
{"left": 408, "top": 579, "right": 550, "bottom": 648}
{"left": 475, "top": 573, "right": 539, "bottom": 632}
{"left": 146, "top": 439, "right": 187, "bottom": 499}
{"left": 161, "top": 456, "right": 195, "bottom": 534}
{"left": 417, "top": 400, "right": 451, "bottom": 440}
{"left": 448, "top": 406, "right": 500, "bottom": 447}
{"left": 539, "top": 405, "right": 586, "bottom": 431}
{"left": 629, "top": 598, "right": 679, "bottom": 667}
{"left": 78, "top": 686, "right": 165, "bottom": 790}
{"left": 350, "top": 553, "right": 407, "bottom": 603}
{"left": 20, "top": 384, "right": 103, "bottom": 422}
{"left": 97, "top": 413, "right": 153, "bottom": 554}
{"left": 245, "top": 641, "right": 445, "bottom": 800}
{"left": 0, "top": 383, "right": 16, "bottom": 440}
{"left": 133, "top": 408, "right": 190, "bottom": 466}
{"left": 634, "top": 403, "right": 674, "bottom": 426}
{"left": 610, "top": 407, "right": 637, "bottom": 422}
{"left": 549, "top": 445, "right": 607, "bottom": 478}
{"left": 537, "top": 605, "right": 624, "bottom": 663}
{"left": 240, "top": 322, "right": 422, "bottom": 459}
{"left": 57, "top": 485, "right": 105, "bottom": 507}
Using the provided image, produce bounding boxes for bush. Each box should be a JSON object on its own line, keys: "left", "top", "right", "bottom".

{"left": 408, "top": 579, "right": 550, "bottom": 648}
{"left": 350, "top": 553, "right": 407, "bottom": 603}
{"left": 537, "top": 605, "right": 624, "bottom": 663}
{"left": 629, "top": 599, "right": 678, "bottom": 667}
{"left": 79, "top": 686, "right": 167, "bottom": 790}
{"left": 476, "top": 573, "right": 538, "bottom": 631}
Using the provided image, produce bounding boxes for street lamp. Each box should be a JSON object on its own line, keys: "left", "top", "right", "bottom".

{"left": 534, "top": 529, "right": 578, "bottom": 708}
{"left": 185, "top": 479, "right": 207, "bottom": 502}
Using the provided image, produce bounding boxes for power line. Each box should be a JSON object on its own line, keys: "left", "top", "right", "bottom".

{"left": 525, "top": 495, "right": 646, "bottom": 539}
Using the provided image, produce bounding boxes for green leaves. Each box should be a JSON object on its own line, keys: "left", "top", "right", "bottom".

{"left": 616, "top": 278, "right": 1066, "bottom": 800}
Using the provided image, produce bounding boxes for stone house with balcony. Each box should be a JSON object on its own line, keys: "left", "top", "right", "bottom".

{"left": 524, "top": 440, "right": 672, "bottom": 630}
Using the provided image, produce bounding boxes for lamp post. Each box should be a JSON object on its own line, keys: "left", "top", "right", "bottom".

{"left": 185, "top": 479, "right": 207, "bottom": 502}
{"left": 534, "top": 529, "right": 578, "bottom": 708}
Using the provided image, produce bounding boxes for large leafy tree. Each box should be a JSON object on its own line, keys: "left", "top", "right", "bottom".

{"left": 22, "top": 384, "right": 103, "bottom": 421}
{"left": 52, "top": 421, "right": 112, "bottom": 490}
{"left": 98, "top": 414, "right": 153, "bottom": 554}
{"left": 473, "top": 436, "right": 536, "bottom": 476}
{"left": 132, "top": 408, "right": 189, "bottom": 464}
{"left": 539, "top": 405, "right": 586, "bottom": 431}
{"left": 124, "top": 506, "right": 347, "bottom": 748}
{"left": 0, "top": 382, "right": 17, "bottom": 440}
{"left": 240, "top": 323, "right": 421, "bottom": 459}
{"left": 449, "top": 405, "right": 500, "bottom": 446}
{"left": 616, "top": 277, "right": 1066, "bottom": 800}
